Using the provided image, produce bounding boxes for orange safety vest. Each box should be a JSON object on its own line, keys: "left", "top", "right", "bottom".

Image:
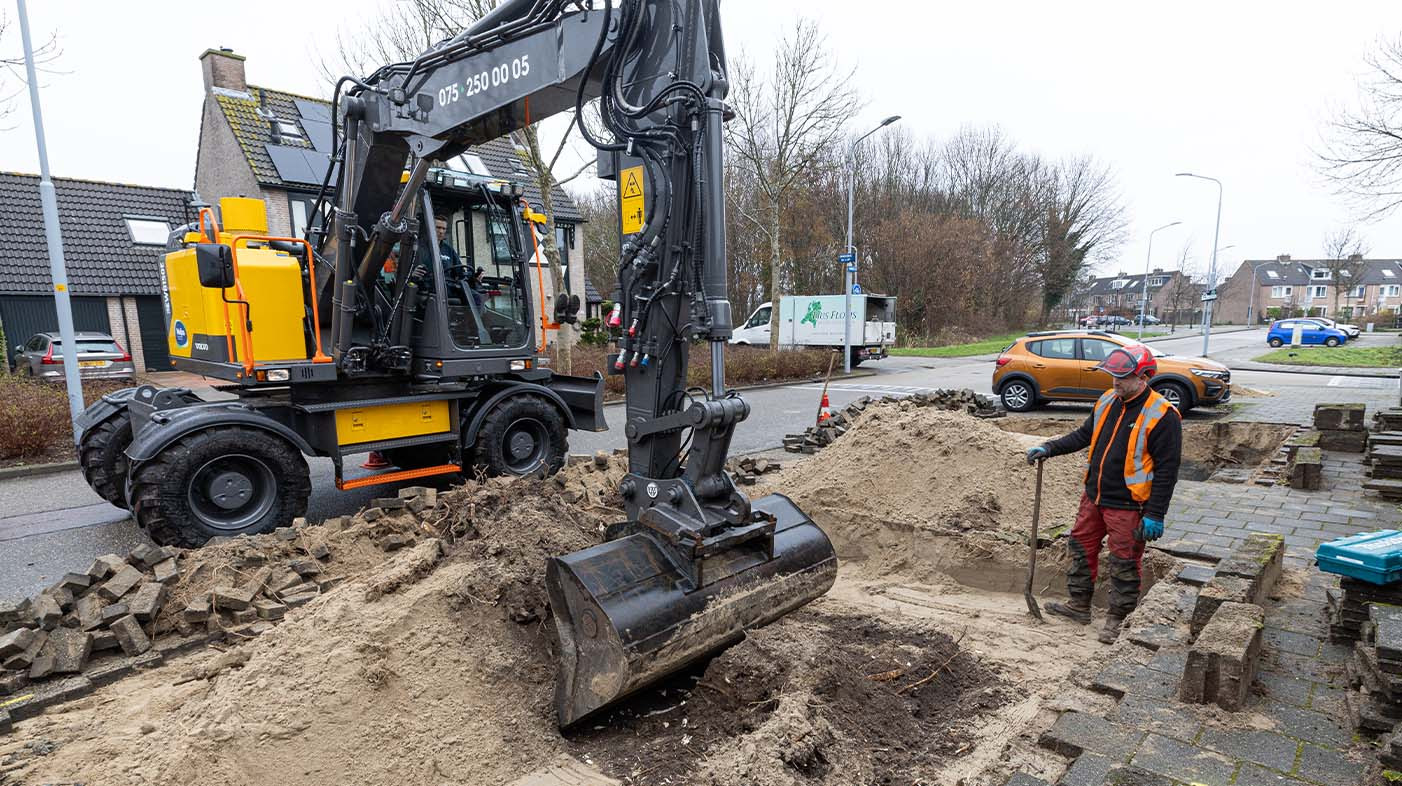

{"left": 1085, "top": 388, "right": 1174, "bottom": 505}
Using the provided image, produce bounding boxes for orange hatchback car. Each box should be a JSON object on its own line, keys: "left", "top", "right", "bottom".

{"left": 992, "top": 330, "right": 1231, "bottom": 413}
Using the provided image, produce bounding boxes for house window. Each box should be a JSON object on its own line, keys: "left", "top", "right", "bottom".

{"left": 1111, "top": 279, "right": 1127, "bottom": 290}
{"left": 1266, "top": 270, "right": 1279, "bottom": 279}
{"left": 276, "top": 120, "right": 304, "bottom": 140}
{"left": 461, "top": 154, "right": 492, "bottom": 177}
{"left": 1271, "top": 286, "right": 1292, "bottom": 298}
{"left": 1385, "top": 269, "right": 1397, "bottom": 278}
{"left": 1311, "top": 269, "right": 1331, "bottom": 280}
{"left": 288, "top": 193, "right": 328, "bottom": 239}
{"left": 1352, "top": 286, "right": 1366, "bottom": 298}
{"left": 1386, "top": 285, "right": 1401, "bottom": 297}
{"left": 1149, "top": 276, "right": 1167, "bottom": 287}
{"left": 555, "top": 223, "right": 574, "bottom": 293}
{"left": 124, "top": 216, "right": 170, "bottom": 245}
{"left": 1310, "top": 285, "right": 1328, "bottom": 298}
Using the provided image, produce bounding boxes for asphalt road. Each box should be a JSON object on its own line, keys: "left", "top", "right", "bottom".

{"left": 1, "top": 323, "right": 1392, "bottom": 602}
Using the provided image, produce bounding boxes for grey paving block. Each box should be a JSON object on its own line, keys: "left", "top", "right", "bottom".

{"left": 1129, "top": 733, "right": 1238, "bottom": 785}
{"left": 1103, "top": 766, "right": 1175, "bottom": 786}
{"left": 1176, "top": 563, "right": 1215, "bottom": 586}
{"left": 1055, "top": 751, "right": 1112, "bottom": 786}
{"left": 1038, "top": 711, "right": 1141, "bottom": 761}
{"left": 1127, "top": 623, "right": 1185, "bottom": 652}
{"left": 1295, "top": 744, "right": 1366, "bottom": 786}
{"left": 1198, "top": 727, "right": 1301, "bottom": 773}
{"left": 1144, "top": 647, "right": 1187, "bottom": 677}
{"left": 1254, "top": 671, "right": 1313, "bottom": 707}
{"left": 1264, "top": 627, "right": 1323, "bottom": 657}
{"left": 1265, "top": 702, "right": 1351, "bottom": 748}
{"left": 1233, "top": 762, "right": 1312, "bottom": 785}
{"left": 1003, "top": 775, "right": 1050, "bottom": 786}
{"left": 1107, "top": 694, "right": 1201, "bottom": 741}
{"left": 1091, "top": 660, "right": 1179, "bottom": 700}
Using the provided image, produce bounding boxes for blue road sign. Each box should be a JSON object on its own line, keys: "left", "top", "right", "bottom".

{"left": 852, "top": 284, "right": 862, "bottom": 294}
{"left": 838, "top": 252, "right": 856, "bottom": 264}
{"left": 846, "top": 263, "right": 857, "bottom": 273}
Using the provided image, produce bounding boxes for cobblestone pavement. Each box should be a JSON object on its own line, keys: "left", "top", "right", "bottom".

{"left": 1228, "top": 360, "right": 1399, "bottom": 378}
{"left": 1230, "top": 377, "right": 1400, "bottom": 426}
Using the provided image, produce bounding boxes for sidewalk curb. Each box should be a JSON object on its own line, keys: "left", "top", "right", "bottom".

{"left": 1225, "top": 361, "right": 1400, "bottom": 380}
{"left": 600, "top": 369, "right": 881, "bottom": 404}
{"left": 0, "top": 460, "right": 80, "bottom": 481}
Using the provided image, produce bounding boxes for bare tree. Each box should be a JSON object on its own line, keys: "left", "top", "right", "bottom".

{"left": 318, "top": 0, "right": 593, "bottom": 370}
{"left": 572, "top": 186, "right": 621, "bottom": 307}
{"left": 1321, "top": 227, "right": 1369, "bottom": 318}
{"left": 1161, "top": 242, "right": 1200, "bottom": 332}
{"left": 0, "top": 10, "right": 61, "bottom": 124}
{"left": 1318, "top": 35, "right": 1402, "bottom": 218}
{"left": 1032, "top": 155, "right": 1127, "bottom": 326}
{"left": 726, "top": 18, "right": 862, "bottom": 348}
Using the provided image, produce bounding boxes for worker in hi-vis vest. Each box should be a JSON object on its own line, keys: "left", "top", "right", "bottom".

{"left": 1025, "top": 343, "right": 1183, "bottom": 644}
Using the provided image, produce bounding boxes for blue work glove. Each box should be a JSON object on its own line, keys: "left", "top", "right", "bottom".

{"left": 1026, "top": 445, "right": 1049, "bottom": 465}
{"left": 1136, "top": 517, "right": 1165, "bottom": 542}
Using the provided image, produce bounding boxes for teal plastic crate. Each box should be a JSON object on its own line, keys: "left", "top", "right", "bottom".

{"left": 1316, "top": 530, "right": 1402, "bottom": 585}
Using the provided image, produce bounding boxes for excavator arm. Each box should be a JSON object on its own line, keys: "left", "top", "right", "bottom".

{"left": 323, "top": 0, "right": 837, "bottom": 728}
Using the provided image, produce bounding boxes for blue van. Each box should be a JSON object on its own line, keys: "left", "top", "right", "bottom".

{"left": 1266, "top": 319, "right": 1348, "bottom": 348}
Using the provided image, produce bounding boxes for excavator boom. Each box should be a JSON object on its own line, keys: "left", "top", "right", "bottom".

{"left": 329, "top": 0, "right": 838, "bottom": 728}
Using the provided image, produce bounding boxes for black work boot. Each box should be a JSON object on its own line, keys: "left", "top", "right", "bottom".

{"left": 1099, "top": 615, "right": 1124, "bottom": 644}
{"left": 1046, "top": 597, "right": 1092, "bottom": 625}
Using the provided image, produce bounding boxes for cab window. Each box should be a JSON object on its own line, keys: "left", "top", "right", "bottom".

{"left": 1081, "top": 338, "right": 1120, "bottom": 363}
{"left": 1030, "top": 338, "right": 1076, "bottom": 359}
{"left": 747, "top": 306, "right": 771, "bottom": 328}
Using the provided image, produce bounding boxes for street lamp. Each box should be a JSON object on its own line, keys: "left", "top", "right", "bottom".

{"left": 1245, "top": 259, "right": 1273, "bottom": 329}
{"left": 1176, "top": 172, "right": 1224, "bottom": 356}
{"left": 843, "top": 114, "right": 900, "bottom": 374}
{"left": 1138, "top": 221, "right": 1182, "bottom": 340}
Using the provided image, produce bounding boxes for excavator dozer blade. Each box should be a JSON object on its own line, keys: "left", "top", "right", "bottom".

{"left": 546, "top": 493, "right": 837, "bottom": 728}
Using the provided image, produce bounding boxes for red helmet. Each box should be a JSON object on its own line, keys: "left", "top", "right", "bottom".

{"left": 1092, "top": 343, "right": 1157, "bottom": 379}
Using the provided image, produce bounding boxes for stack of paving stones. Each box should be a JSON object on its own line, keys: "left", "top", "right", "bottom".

{"left": 0, "top": 485, "right": 442, "bottom": 735}
{"left": 782, "top": 388, "right": 1000, "bottom": 454}
{"left": 1364, "top": 429, "right": 1402, "bottom": 500}
{"left": 1326, "top": 578, "right": 1402, "bottom": 645}
{"left": 1189, "top": 532, "right": 1284, "bottom": 637}
{"left": 1373, "top": 408, "right": 1402, "bottom": 433}
{"left": 1345, "top": 603, "right": 1402, "bottom": 737}
{"left": 1315, "top": 403, "right": 1368, "bottom": 453}
{"left": 1290, "top": 446, "right": 1324, "bottom": 490}
{"left": 726, "top": 455, "right": 783, "bottom": 486}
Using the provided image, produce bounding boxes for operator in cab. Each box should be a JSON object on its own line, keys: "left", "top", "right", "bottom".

{"left": 1024, "top": 344, "right": 1183, "bottom": 644}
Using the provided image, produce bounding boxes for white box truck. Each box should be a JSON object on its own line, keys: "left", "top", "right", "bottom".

{"left": 730, "top": 295, "right": 897, "bottom": 364}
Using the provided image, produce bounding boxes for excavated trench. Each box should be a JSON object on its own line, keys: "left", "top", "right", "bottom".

{"left": 996, "top": 418, "right": 1295, "bottom": 482}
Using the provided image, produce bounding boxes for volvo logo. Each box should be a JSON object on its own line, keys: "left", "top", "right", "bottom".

{"left": 173, "top": 320, "right": 188, "bottom": 348}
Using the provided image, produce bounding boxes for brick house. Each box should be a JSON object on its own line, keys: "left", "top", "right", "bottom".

{"left": 1059, "top": 268, "right": 1201, "bottom": 324}
{"left": 0, "top": 172, "right": 194, "bottom": 372}
{"left": 1217, "top": 255, "right": 1402, "bottom": 324}
{"left": 192, "top": 48, "right": 595, "bottom": 334}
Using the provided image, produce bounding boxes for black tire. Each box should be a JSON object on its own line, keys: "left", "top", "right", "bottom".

{"left": 1000, "top": 379, "right": 1037, "bottom": 412}
{"left": 1154, "top": 381, "right": 1191, "bottom": 412}
{"left": 79, "top": 415, "right": 134, "bottom": 509}
{"left": 1268, "top": 337, "right": 1283, "bottom": 348}
{"left": 849, "top": 348, "right": 864, "bottom": 368}
{"left": 1325, "top": 337, "right": 1341, "bottom": 347}
{"left": 130, "top": 426, "right": 310, "bottom": 547}
{"left": 472, "top": 395, "right": 567, "bottom": 477}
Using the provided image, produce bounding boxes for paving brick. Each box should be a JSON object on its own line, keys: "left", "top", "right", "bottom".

{"left": 100, "top": 602, "right": 130, "bottom": 625}
{"left": 1126, "top": 623, "right": 1185, "bottom": 652}
{"left": 1052, "top": 751, "right": 1113, "bottom": 786}
{"left": 288, "top": 559, "right": 322, "bottom": 577}
{"left": 3, "top": 675, "right": 93, "bottom": 721}
{"left": 1255, "top": 672, "right": 1313, "bottom": 707}
{"left": 1233, "top": 762, "right": 1313, "bottom": 785}
{"left": 1176, "top": 564, "right": 1215, "bottom": 586}
{"left": 90, "top": 630, "right": 118, "bottom": 651}
{"left": 1002, "top": 774, "right": 1049, "bottom": 786}
{"left": 1265, "top": 702, "right": 1351, "bottom": 747}
{"left": 1129, "top": 733, "right": 1237, "bottom": 785}
{"left": 97, "top": 564, "right": 145, "bottom": 602}
{"left": 55, "top": 572, "right": 91, "bottom": 594}
{"left": 0, "top": 669, "right": 28, "bottom": 695}
{"left": 108, "top": 614, "right": 151, "bottom": 656}
{"left": 253, "top": 599, "right": 287, "bottom": 620}
{"left": 1215, "top": 533, "right": 1285, "bottom": 596}
{"left": 47, "top": 628, "right": 91, "bottom": 674}
{"left": 152, "top": 558, "right": 179, "bottom": 584}
{"left": 85, "top": 553, "right": 125, "bottom": 581}
{"left": 183, "top": 595, "right": 210, "bottom": 623}
{"left": 1294, "top": 744, "right": 1365, "bottom": 786}
{"left": 1102, "top": 766, "right": 1175, "bottom": 786}
{"left": 1181, "top": 601, "right": 1265, "bottom": 711}
{"left": 1091, "top": 660, "right": 1179, "bottom": 700}
{"left": 1038, "top": 711, "right": 1141, "bottom": 761}
{"left": 1144, "top": 647, "right": 1187, "bottom": 676}
{"left": 1191, "top": 575, "right": 1253, "bottom": 636}
{"left": 84, "top": 654, "right": 135, "bottom": 687}
{"left": 31, "top": 593, "right": 62, "bottom": 630}
{"left": 1198, "top": 727, "right": 1300, "bottom": 773}
{"left": 1107, "top": 694, "right": 1201, "bottom": 740}
{"left": 210, "top": 586, "right": 255, "bottom": 611}
{"left": 0, "top": 628, "right": 34, "bottom": 658}
{"left": 126, "top": 582, "right": 168, "bottom": 622}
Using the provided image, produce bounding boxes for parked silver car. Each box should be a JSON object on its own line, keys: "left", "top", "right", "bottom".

{"left": 11, "top": 331, "right": 136, "bottom": 380}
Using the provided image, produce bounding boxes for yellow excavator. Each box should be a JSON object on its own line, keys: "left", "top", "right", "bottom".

{"left": 75, "top": 0, "right": 837, "bottom": 728}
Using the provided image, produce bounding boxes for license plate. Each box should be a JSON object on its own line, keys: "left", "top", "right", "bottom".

{"left": 79, "top": 360, "right": 109, "bottom": 368}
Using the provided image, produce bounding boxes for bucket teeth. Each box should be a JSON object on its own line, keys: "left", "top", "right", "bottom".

{"left": 546, "top": 493, "right": 836, "bottom": 728}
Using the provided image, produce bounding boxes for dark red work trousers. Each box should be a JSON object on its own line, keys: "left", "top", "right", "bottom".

{"left": 1065, "top": 493, "right": 1146, "bottom": 618}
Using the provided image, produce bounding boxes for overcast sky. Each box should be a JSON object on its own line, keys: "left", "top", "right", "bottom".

{"left": 2, "top": 1, "right": 1401, "bottom": 282}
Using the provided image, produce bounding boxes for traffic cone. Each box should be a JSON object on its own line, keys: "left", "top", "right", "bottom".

{"left": 361, "top": 451, "right": 391, "bottom": 470}
{"left": 817, "top": 392, "right": 832, "bottom": 425}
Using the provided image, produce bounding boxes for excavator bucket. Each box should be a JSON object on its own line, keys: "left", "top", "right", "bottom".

{"left": 546, "top": 493, "right": 837, "bottom": 728}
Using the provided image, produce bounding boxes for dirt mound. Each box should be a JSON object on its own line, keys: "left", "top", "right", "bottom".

{"left": 569, "top": 608, "right": 1010, "bottom": 786}
{"left": 771, "top": 403, "right": 1084, "bottom": 584}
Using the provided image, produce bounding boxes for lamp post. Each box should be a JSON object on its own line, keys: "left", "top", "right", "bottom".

{"left": 17, "top": 0, "right": 84, "bottom": 443}
{"left": 1175, "top": 172, "right": 1224, "bottom": 356}
{"left": 1138, "top": 221, "right": 1182, "bottom": 340}
{"left": 1245, "top": 259, "right": 1272, "bottom": 328}
{"left": 843, "top": 115, "right": 900, "bottom": 374}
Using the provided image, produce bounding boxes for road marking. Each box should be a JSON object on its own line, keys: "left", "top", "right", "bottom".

{"left": 1328, "top": 376, "right": 1399, "bottom": 389}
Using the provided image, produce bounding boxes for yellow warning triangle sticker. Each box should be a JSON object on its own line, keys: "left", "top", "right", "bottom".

{"left": 622, "top": 170, "right": 643, "bottom": 199}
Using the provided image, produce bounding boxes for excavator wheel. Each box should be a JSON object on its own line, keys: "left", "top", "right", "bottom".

{"left": 79, "top": 414, "right": 135, "bottom": 509}
{"left": 130, "top": 426, "right": 311, "bottom": 548}
{"left": 473, "top": 395, "right": 567, "bottom": 477}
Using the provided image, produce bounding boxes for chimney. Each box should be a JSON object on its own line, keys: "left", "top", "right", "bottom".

{"left": 1152, "top": 267, "right": 1163, "bottom": 274}
{"left": 1276, "top": 254, "right": 1291, "bottom": 263}
{"left": 200, "top": 47, "right": 247, "bottom": 92}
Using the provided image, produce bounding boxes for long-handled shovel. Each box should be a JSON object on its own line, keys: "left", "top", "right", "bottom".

{"left": 1025, "top": 458, "right": 1045, "bottom": 621}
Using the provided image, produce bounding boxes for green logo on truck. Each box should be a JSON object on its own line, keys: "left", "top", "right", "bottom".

{"left": 801, "top": 300, "right": 822, "bottom": 327}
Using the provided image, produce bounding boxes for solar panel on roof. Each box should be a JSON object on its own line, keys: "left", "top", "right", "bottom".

{"left": 294, "top": 99, "right": 331, "bottom": 123}
{"left": 265, "top": 144, "right": 337, "bottom": 186}
{"left": 302, "top": 119, "right": 333, "bottom": 153}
